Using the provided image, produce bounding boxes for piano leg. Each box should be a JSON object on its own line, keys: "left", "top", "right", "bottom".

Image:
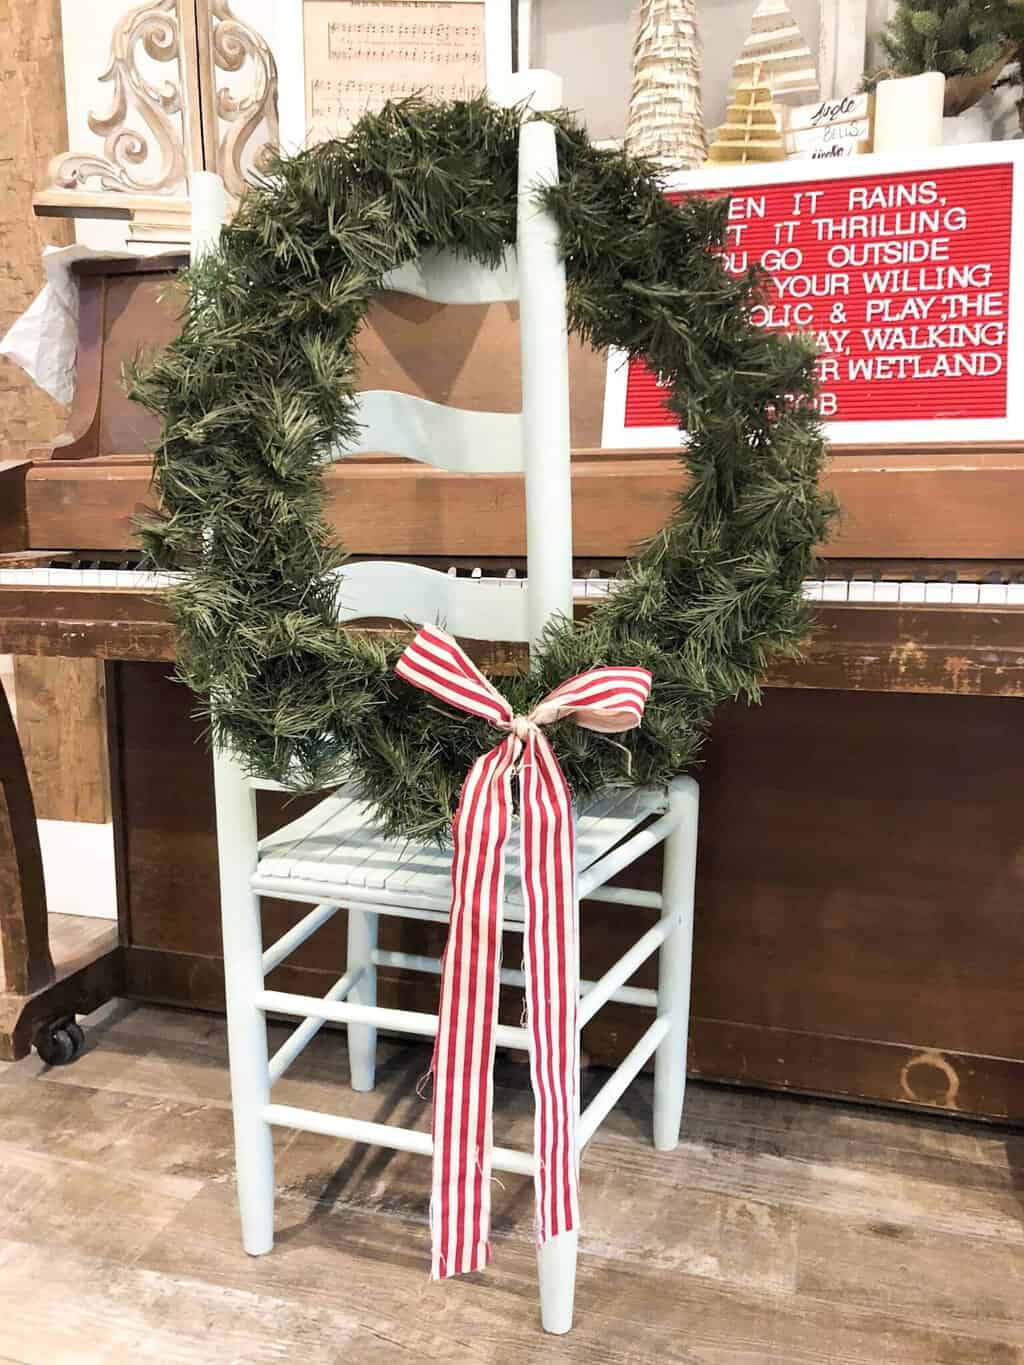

{"left": 0, "top": 672, "right": 121, "bottom": 1061}
{"left": 0, "top": 676, "right": 52, "bottom": 997}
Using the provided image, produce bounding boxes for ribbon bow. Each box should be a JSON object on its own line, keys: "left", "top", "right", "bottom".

{"left": 395, "top": 625, "right": 652, "bottom": 1278}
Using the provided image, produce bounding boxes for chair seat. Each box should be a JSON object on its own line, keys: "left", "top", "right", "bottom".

{"left": 253, "top": 784, "right": 666, "bottom": 915}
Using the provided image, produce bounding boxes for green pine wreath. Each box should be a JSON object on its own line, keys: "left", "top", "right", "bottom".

{"left": 131, "top": 96, "right": 836, "bottom": 840}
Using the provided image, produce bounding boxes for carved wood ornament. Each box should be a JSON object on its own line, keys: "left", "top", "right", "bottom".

{"left": 37, "top": 0, "right": 279, "bottom": 237}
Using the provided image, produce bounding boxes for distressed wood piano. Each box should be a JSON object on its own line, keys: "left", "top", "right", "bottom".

{"left": 2, "top": 253, "right": 1023, "bottom": 1121}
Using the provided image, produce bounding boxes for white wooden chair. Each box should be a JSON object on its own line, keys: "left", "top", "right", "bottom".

{"left": 200, "top": 71, "right": 699, "bottom": 1335}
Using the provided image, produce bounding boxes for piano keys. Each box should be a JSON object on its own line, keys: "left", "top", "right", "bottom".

{"left": 2, "top": 250, "right": 1024, "bottom": 1124}
{"left": 3, "top": 556, "right": 1024, "bottom": 608}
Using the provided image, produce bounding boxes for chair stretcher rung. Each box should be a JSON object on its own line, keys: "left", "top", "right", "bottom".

{"left": 577, "top": 914, "right": 680, "bottom": 1028}
{"left": 256, "top": 988, "right": 530, "bottom": 1051}
{"left": 371, "top": 948, "right": 658, "bottom": 1010}
{"left": 262, "top": 1103, "right": 535, "bottom": 1176}
{"left": 578, "top": 1015, "right": 671, "bottom": 1148}
{"left": 262, "top": 901, "right": 340, "bottom": 974}
{"left": 267, "top": 966, "right": 363, "bottom": 1085}
{"left": 584, "top": 885, "right": 663, "bottom": 910}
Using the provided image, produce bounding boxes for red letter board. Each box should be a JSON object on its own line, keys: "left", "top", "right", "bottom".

{"left": 602, "top": 143, "right": 1024, "bottom": 447}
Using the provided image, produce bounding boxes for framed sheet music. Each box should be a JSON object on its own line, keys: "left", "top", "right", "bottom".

{"left": 275, "top": 0, "right": 514, "bottom": 151}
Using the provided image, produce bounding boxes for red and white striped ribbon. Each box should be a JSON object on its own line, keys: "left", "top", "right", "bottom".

{"left": 395, "top": 625, "right": 651, "bottom": 1278}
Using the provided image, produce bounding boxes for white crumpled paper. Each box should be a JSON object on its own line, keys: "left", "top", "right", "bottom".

{"left": 0, "top": 244, "right": 163, "bottom": 405}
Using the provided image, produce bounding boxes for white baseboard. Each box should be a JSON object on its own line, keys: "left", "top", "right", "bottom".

{"left": 36, "top": 819, "right": 117, "bottom": 921}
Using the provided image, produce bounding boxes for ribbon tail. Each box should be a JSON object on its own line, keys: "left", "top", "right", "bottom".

{"left": 519, "top": 730, "right": 580, "bottom": 1250}
{"left": 430, "top": 736, "right": 517, "bottom": 1280}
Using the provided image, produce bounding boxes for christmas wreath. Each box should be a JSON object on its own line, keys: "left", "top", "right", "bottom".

{"left": 131, "top": 96, "right": 835, "bottom": 840}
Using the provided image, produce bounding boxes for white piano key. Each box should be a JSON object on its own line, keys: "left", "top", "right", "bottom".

{"left": 978, "top": 583, "right": 1008, "bottom": 606}
{"left": 951, "top": 583, "right": 980, "bottom": 606}
{"left": 0, "top": 564, "right": 1010, "bottom": 615}
{"left": 898, "top": 582, "right": 927, "bottom": 604}
{"left": 924, "top": 582, "right": 954, "bottom": 605}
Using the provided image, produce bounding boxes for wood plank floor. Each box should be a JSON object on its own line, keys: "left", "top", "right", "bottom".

{"left": 0, "top": 1000, "right": 1022, "bottom": 1364}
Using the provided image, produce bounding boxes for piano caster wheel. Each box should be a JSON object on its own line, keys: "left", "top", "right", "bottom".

{"left": 34, "top": 1017, "right": 85, "bottom": 1067}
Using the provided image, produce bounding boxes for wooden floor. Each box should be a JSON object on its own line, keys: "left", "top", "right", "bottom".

{"left": 1, "top": 988, "right": 1023, "bottom": 1364}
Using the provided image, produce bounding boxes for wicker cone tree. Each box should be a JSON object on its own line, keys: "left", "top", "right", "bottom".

{"left": 626, "top": 0, "right": 707, "bottom": 171}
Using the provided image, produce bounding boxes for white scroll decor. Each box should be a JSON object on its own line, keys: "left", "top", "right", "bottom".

{"left": 38, "top": 0, "right": 280, "bottom": 241}
{"left": 49, "top": 0, "right": 188, "bottom": 196}
{"left": 207, "top": 0, "right": 280, "bottom": 199}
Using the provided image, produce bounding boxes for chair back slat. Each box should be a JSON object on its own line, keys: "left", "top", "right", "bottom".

{"left": 333, "top": 561, "right": 529, "bottom": 642}
{"left": 381, "top": 247, "right": 518, "bottom": 304}
{"left": 333, "top": 391, "right": 523, "bottom": 473}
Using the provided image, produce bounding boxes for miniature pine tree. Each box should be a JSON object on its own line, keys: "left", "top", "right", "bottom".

{"left": 874, "top": 0, "right": 1014, "bottom": 82}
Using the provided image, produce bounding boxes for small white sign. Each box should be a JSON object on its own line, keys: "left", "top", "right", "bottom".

{"left": 790, "top": 118, "right": 872, "bottom": 160}
{"left": 788, "top": 92, "right": 872, "bottom": 134}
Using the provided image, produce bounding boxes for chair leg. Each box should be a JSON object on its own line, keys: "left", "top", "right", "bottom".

{"left": 538, "top": 1229, "right": 578, "bottom": 1335}
{"left": 537, "top": 888, "right": 582, "bottom": 1334}
{"left": 214, "top": 749, "right": 275, "bottom": 1256}
{"left": 653, "top": 775, "right": 699, "bottom": 1152}
{"left": 346, "top": 907, "right": 378, "bottom": 1092}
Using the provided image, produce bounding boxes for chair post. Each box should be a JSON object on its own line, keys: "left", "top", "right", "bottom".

{"left": 538, "top": 1228, "right": 579, "bottom": 1335}
{"left": 653, "top": 775, "right": 700, "bottom": 1151}
{"left": 213, "top": 746, "right": 275, "bottom": 1254}
{"left": 514, "top": 71, "right": 573, "bottom": 650}
{"left": 189, "top": 170, "right": 227, "bottom": 262}
{"left": 345, "top": 907, "right": 379, "bottom": 1091}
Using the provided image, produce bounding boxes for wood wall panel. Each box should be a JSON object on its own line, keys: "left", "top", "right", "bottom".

{"left": 0, "top": 0, "right": 72, "bottom": 460}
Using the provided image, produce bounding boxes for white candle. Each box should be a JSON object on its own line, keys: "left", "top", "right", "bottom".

{"left": 189, "top": 171, "right": 228, "bottom": 264}
{"left": 872, "top": 73, "right": 946, "bottom": 153}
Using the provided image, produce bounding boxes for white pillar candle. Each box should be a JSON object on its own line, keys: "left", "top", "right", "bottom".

{"left": 189, "top": 171, "right": 228, "bottom": 264}
{"left": 872, "top": 72, "right": 946, "bottom": 153}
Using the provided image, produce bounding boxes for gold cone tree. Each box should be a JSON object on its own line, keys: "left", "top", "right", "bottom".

{"left": 707, "top": 63, "right": 788, "bottom": 164}
{"left": 626, "top": 0, "right": 707, "bottom": 170}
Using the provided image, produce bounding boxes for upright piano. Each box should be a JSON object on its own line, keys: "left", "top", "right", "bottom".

{"left": 2, "top": 253, "right": 1023, "bottom": 1121}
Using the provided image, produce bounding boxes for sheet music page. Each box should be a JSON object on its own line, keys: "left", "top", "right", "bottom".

{"left": 304, "top": 0, "right": 486, "bottom": 144}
